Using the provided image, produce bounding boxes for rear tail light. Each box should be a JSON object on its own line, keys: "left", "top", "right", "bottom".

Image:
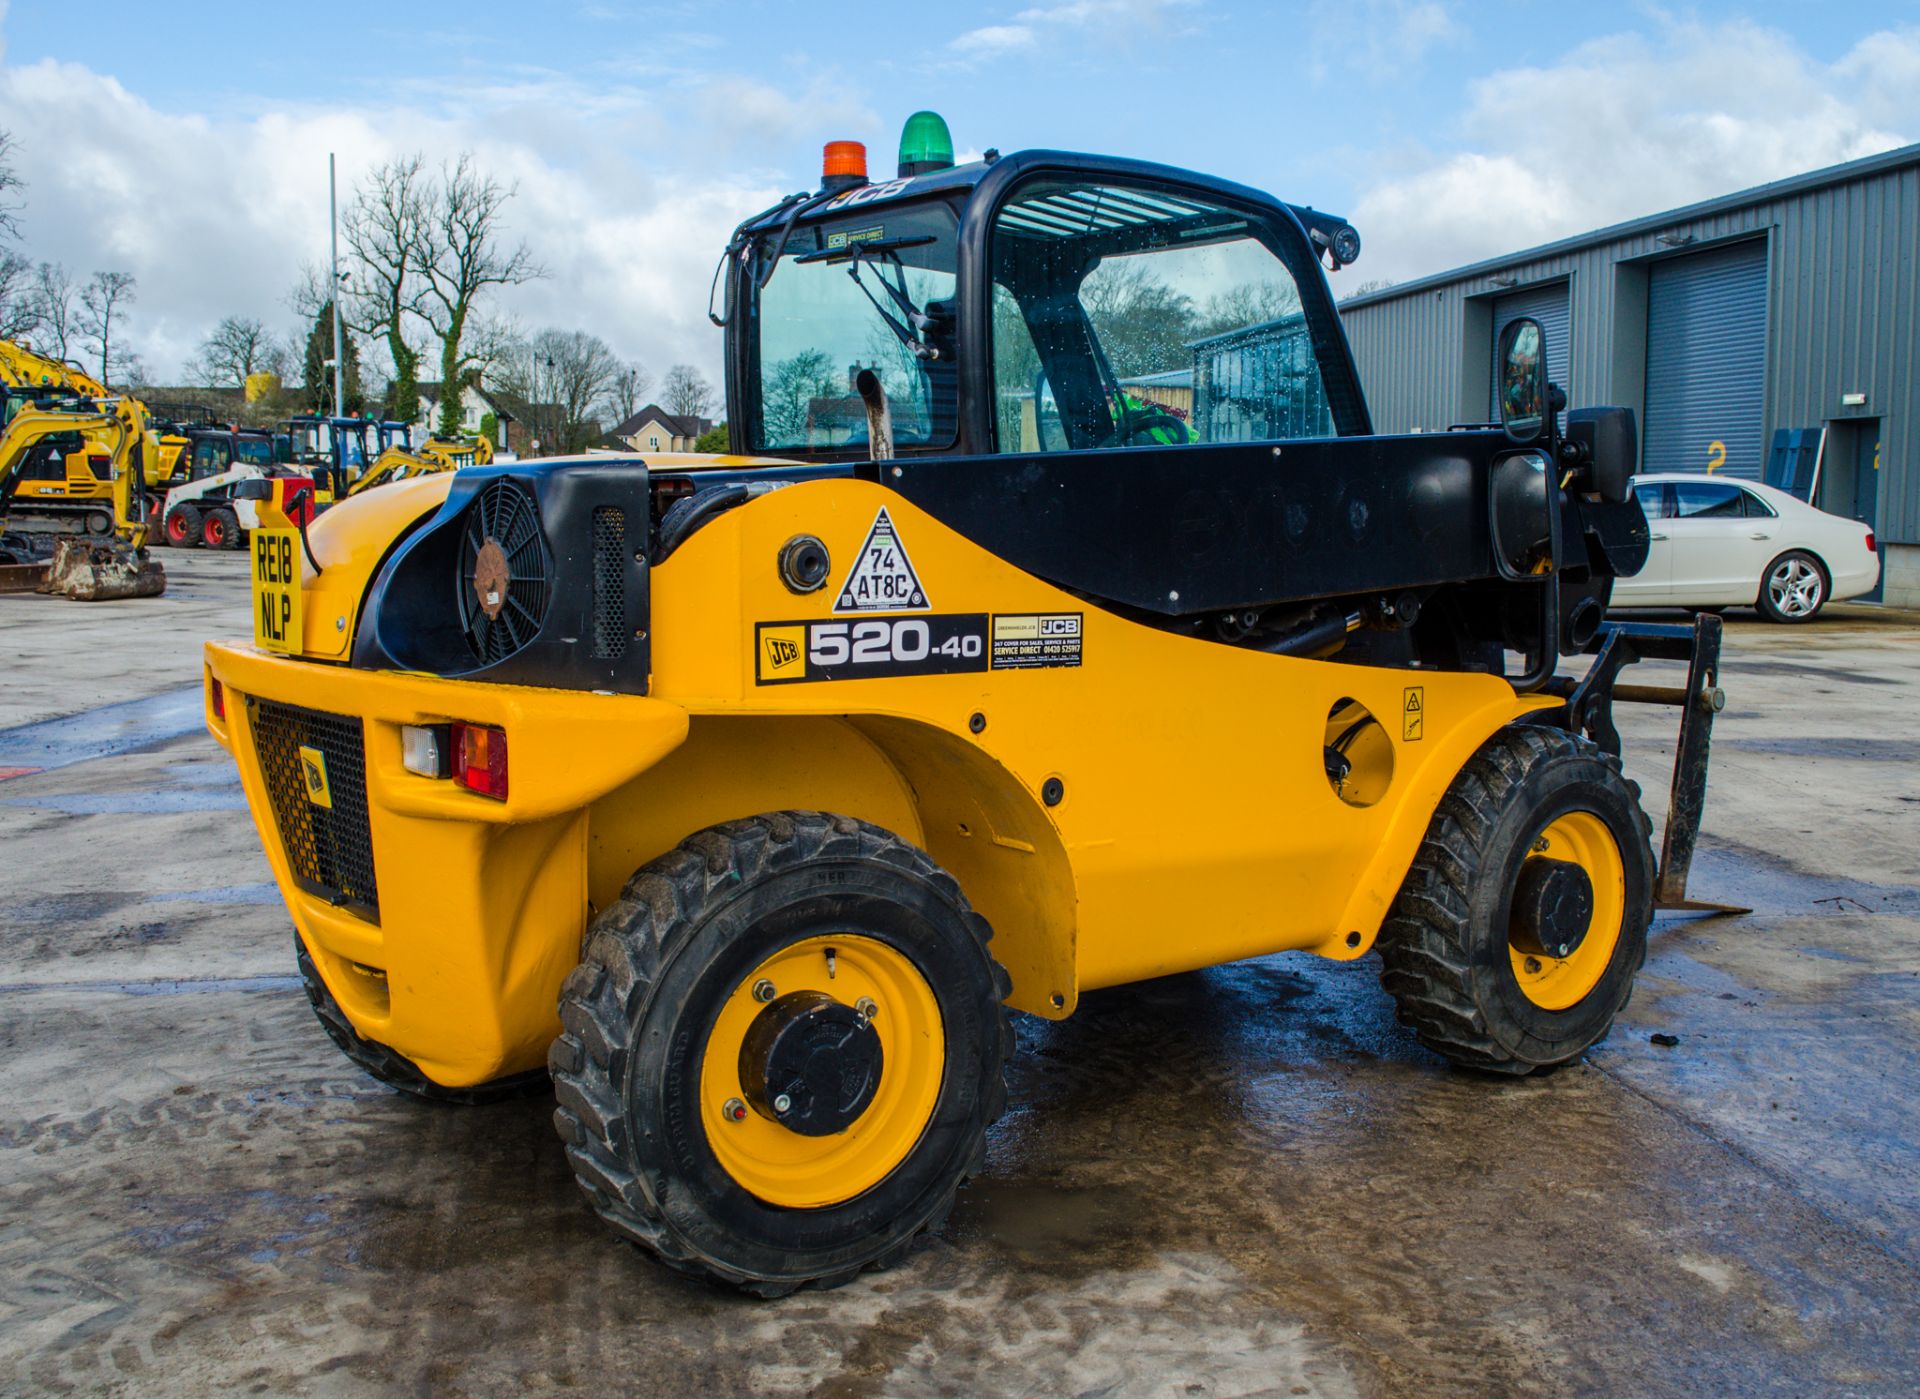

{"left": 1866, "top": 530, "right": 1877, "bottom": 554}
{"left": 208, "top": 670, "right": 225, "bottom": 720}
{"left": 451, "top": 722, "right": 508, "bottom": 799}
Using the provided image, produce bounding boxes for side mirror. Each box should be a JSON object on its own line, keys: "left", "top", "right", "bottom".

{"left": 1496, "top": 317, "right": 1548, "bottom": 444}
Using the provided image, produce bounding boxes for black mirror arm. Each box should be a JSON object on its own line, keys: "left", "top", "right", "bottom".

{"left": 287, "top": 487, "right": 324, "bottom": 576}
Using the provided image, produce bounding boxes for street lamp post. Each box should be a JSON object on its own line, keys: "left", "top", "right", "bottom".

{"left": 329, "top": 153, "right": 345, "bottom": 419}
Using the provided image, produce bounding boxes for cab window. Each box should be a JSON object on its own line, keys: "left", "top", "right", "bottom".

{"left": 990, "top": 179, "right": 1334, "bottom": 453}
{"left": 751, "top": 202, "right": 960, "bottom": 452}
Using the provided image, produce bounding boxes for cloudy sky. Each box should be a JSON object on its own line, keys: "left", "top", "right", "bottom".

{"left": 2, "top": 0, "right": 1916, "bottom": 389}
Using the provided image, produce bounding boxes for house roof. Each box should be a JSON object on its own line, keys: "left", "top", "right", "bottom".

{"left": 416, "top": 381, "right": 514, "bottom": 418}
{"left": 613, "top": 404, "right": 714, "bottom": 440}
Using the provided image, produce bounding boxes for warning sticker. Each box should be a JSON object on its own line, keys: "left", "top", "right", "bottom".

{"left": 835, "top": 508, "right": 929, "bottom": 613}
{"left": 991, "top": 613, "right": 1084, "bottom": 670}
{"left": 1402, "top": 686, "right": 1425, "bottom": 742}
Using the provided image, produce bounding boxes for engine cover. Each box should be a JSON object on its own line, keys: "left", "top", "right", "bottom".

{"left": 352, "top": 459, "right": 653, "bottom": 694}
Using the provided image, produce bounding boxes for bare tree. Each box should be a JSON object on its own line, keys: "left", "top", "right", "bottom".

{"left": 0, "top": 251, "right": 39, "bottom": 340}
{"left": 31, "top": 262, "right": 77, "bottom": 359}
{"left": 494, "top": 327, "right": 620, "bottom": 456}
{"left": 0, "top": 130, "right": 23, "bottom": 243}
{"left": 343, "top": 156, "right": 430, "bottom": 424}
{"left": 661, "top": 363, "right": 715, "bottom": 420}
{"left": 77, "top": 270, "right": 137, "bottom": 384}
{"left": 609, "top": 360, "right": 651, "bottom": 424}
{"left": 420, "top": 155, "right": 542, "bottom": 438}
{"left": 189, "top": 315, "right": 283, "bottom": 386}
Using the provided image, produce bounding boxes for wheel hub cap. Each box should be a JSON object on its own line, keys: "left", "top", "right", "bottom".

{"left": 739, "top": 991, "right": 883, "bottom": 1136}
{"left": 1509, "top": 857, "right": 1596, "bottom": 959}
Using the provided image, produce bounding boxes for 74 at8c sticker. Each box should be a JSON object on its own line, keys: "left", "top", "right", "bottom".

{"left": 756, "top": 613, "right": 1083, "bottom": 685}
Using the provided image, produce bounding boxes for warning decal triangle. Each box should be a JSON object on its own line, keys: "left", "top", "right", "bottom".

{"left": 834, "top": 507, "right": 930, "bottom": 612}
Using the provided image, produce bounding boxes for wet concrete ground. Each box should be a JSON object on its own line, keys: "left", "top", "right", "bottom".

{"left": 4, "top": 554, "right": 1919, "bottom": 1395}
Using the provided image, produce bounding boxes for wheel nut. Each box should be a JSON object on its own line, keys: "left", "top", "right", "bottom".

{"left": 772, "top": 1093, "right": 793, "bottom": 1114}
{"left": 855, "top": 997, "right": 878, "bottom": 1021}
{"left": 723, "top": 1098, "right": 748, "bottom": 1123}
{"left": 1524, "top": 957, "right": 1542, "bottom": 974}
{"left": 752, "top": 979, "right": 777, "bottom": 1002}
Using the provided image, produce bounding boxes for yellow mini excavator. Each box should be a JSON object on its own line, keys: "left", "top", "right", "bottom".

{"left": 0, "top": 392, "right": 166, "bottom": 599}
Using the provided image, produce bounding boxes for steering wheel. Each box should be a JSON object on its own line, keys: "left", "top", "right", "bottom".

{"left": 1105, "top": 406, "right": 1191, "bottom": 448}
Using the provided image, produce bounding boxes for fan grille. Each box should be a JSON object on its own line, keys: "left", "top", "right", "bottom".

{"left": 457, "top": 478, "right": 551, "bottom": 665}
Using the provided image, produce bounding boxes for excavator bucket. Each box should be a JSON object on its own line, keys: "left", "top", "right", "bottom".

{"left": 38, "top": 535, "right": 166, "bottom": 601}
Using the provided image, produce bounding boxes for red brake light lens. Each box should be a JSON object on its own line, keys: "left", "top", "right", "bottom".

{"left": 1866, "top": 530, "right": 1877, "bottom": 554}
{"left": 452, "top": 722, "right": 508, "bottom": 800}
{"left": 208, "top": 670, "right": 225, "bottom": 720}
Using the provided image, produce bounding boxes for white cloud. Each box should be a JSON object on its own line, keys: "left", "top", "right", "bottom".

{"left": 950, "top": 0, "right": 1198, "bottom": 57}
{"left": 952, "top": 24, "right": 1037, "bottom": 54}
{"left": 1314, "top": 0, "right": 1459, "bottom": 79}
{"left": 1346, "top": 20, "right": 1920, "bottom": 287}
{"left": 0, "top": 49, "right": 878, "bottom": 388}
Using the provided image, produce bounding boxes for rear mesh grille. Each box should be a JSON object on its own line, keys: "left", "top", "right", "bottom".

{"left": 252, "top": 700, "right": 379, "bottom": 922}
{"left": 591, "top": 505, "right": 627, "bottom": 660}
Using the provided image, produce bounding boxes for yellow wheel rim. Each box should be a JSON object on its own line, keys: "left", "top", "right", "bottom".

{"left": 1508, "top": 811, "right": 1626, "bottom": 1011}
{"left": 699, "top": 934, "right": 944, "bottom": 1209}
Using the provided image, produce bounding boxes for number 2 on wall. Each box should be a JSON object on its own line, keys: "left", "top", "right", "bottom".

{"left": 1705, "top": 441, "right": 1726, "bottom": 474}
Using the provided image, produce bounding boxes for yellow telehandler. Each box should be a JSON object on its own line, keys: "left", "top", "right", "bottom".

{"left": 207, "top": 115, "right": 1725, "bottom": 1294}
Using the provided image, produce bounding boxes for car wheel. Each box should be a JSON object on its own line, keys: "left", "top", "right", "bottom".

{"left": 1757, "top": 550, "right": 1827, "bottom": 623}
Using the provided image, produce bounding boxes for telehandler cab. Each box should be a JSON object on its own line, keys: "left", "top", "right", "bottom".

{"left": 206, "top": 114, "right": 1725, "bottom": 1295}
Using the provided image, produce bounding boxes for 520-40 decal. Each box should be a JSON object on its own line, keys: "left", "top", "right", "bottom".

{"left": 756, "top": 613, "right": 1082, "bottom": 685}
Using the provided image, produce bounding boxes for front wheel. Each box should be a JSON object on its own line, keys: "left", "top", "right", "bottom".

{"left": 550, "top": 812, "right": 1012, "bottom": 1296}
{"left": 1377, "top": 726, "right": 1654, "bottom": 1074}
{"left": 1757, "top": 549, "right": 1828, "bottom": 623}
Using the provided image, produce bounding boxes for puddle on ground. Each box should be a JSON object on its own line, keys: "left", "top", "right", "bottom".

{"left": 0, "top": 685, "right": 206, "bottom": 771}
{"left": 5, "top": 789, "right": 249, "bottom": 815}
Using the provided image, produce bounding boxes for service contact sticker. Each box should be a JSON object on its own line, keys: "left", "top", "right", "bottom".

{"left": 990, "top": 613, "right": 1083, "bottom": 670}
{"left": 755, "top": 611, "right": 1086, "bottom": 685}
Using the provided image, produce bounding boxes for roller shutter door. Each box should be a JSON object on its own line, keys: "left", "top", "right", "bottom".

{"left": 1643, "top": 238, "right": 1768, "bottom": 478}
{"left": 1489, "top": 282, "right": 1571, "bottom": 417}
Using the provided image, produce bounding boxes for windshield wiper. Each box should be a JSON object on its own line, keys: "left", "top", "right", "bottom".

{"left": 792, "top": 234, "right": 934, "bottom": 264}
{"left": 836, "top": 243, "right": 944, "bottom": 362}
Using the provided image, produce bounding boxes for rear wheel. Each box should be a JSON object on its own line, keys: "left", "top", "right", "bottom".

{"left": 550, "top": 811, "right": 1012, "bottom": 1296}
{"left": 202, "top": 506, "right": 240, "bottom": 550}
{"left": 1377, "top": 726, "right": 1653, "bottom": 1074}
{"left": 1757, "top": 549, "right": 1827, "bottom": 623}
{"left": 163, "top": 503, "right": 201, "bottom": 548}
{"left": 294, "top": 934, "right": 549, "bottom": 1104}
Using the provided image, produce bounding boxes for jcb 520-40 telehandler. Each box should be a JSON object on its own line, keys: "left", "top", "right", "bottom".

{"left": 207, "top": 113, "right": 1725, "bottom": 1295}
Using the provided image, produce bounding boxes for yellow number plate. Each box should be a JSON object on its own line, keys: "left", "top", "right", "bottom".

{"left": 252, "top": 528, "right": 303, "bottom": 653}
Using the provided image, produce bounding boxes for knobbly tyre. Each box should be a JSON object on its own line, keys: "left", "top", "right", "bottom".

{"left": 205, "top": 113, "right": 1728, "bottom": 1296}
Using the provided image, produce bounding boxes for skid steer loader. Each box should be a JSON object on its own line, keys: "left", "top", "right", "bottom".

{"left": 206, "top": 114, "right": 1725, "bottom": 1295}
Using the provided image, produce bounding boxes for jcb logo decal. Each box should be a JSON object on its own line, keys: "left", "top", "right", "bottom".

{"left": 298, "top": 745, "right": 333, "bottom": 809}
{"left": 759, "top": 626, "right": 807, "bottom": 682}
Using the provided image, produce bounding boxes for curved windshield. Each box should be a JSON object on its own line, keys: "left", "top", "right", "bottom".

{"left": 751, "top": 201, "right": 959, "bottom": 452}
{"left": 235, "top": 437, "right": 274, "bottom": 467}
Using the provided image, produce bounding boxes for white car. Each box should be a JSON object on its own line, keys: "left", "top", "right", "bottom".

{"left": 1609, "top": 473, "right": 1880, "bottom": 623}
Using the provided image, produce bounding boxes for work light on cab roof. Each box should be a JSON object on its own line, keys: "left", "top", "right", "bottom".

{"left": 898, "top": 110, "right": 955, "bottom": 177}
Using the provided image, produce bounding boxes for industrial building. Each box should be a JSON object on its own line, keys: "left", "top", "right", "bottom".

{"left": 1339, "top": 143, "right": 1920, "bottom": 606}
